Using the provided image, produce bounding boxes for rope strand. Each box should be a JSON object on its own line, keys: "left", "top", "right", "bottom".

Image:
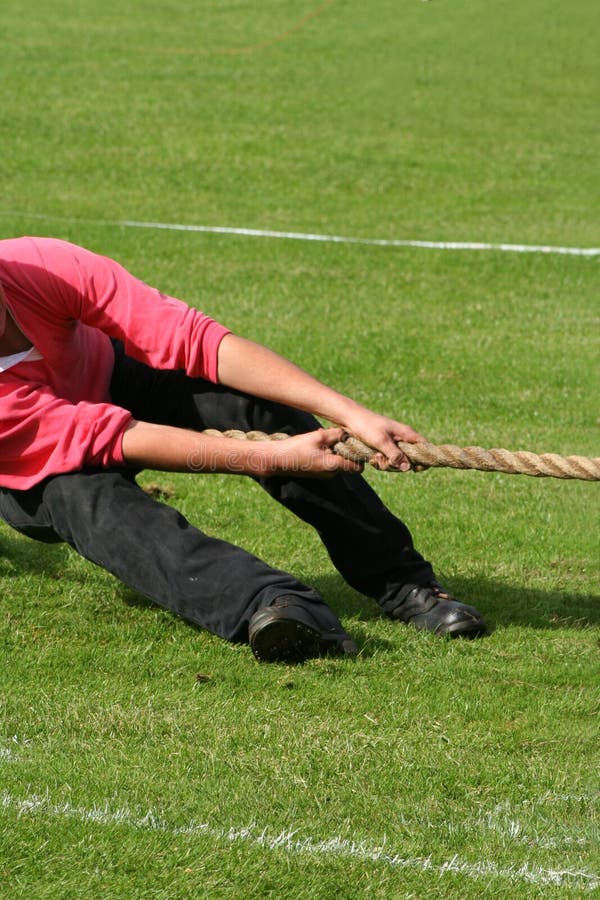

{"left": 202, "top": 429, "right": 600, "bottom": 481}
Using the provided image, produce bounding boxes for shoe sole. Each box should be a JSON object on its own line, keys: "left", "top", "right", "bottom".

{"left": 250, "top": 615, "right": 322, "bottom": 663}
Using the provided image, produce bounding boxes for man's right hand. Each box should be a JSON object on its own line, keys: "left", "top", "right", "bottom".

{"left": 121, "top": 421, "right": 363, "bottom": 478}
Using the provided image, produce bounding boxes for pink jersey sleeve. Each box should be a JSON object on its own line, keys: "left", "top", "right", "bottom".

{"left": 29, "top": 238, "right": 231, "bottom": 383}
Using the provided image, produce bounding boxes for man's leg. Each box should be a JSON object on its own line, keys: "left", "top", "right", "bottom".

{"left": 0, "top": 469, "right": 356, "bottom": 655}
{"left": 109, "top": 347, "right": 486, "bottom": 637}
{"left": 248, "top": 401, "right": 485, "bottom": 636}
{"left": 110, "top": 349, "right": 430, "bottom": 591}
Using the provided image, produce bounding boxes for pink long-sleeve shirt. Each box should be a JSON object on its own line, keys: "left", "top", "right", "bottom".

{"left": 0, "top": 237, "right": 230, "bottom": 489}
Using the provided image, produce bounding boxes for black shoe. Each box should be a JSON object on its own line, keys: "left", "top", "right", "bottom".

{"left": 382, "top": 581, "right": 486, "bottom": 638}
{"left": 249, "top": 596, "right": 358, "bottom": 663}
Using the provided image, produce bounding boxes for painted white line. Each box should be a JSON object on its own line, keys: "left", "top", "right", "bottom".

{"left": 481, "top": 800, "right": 594, "bottom": 850}
{"left": 122, "top": 220, "right": 600, "bottom": 256}
{"left": 1, "top": 210, "right": 598, "bottom": 257}
{"left": 2, "top": 791, "right": 598, "bottom": 890}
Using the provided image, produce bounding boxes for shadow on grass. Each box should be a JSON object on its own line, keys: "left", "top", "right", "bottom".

{"left": 120, "top": 589, "right": 397, "bottom": 658}
{"left": 123, "top": 569, "right": 599, "bottom": 662}
{"left": 3, "top": 528, "right": 596, "bottom": 644}
{"left": 0, "top": 529, "right": 69, "bottom": 578}
{"left": 311, "top": 573, "right": 600, "bottom": 632}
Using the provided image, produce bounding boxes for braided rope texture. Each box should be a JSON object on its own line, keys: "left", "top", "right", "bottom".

{"left": 202, "top": 429, "right": 600, "bottom": 481}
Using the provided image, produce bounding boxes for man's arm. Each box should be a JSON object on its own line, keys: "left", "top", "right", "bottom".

{"left": 216, "top": 334, "right": 425, "bottom": 471}
{"left": 121, "top": 421, "right": 362, "bottom": 478}
{"left": 122, "top": 334, "right": 425, "bottom": 476}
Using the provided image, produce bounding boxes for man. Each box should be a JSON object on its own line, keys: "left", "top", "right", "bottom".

{"left": 0, "top": 236, "right": 486, "bottom": 662}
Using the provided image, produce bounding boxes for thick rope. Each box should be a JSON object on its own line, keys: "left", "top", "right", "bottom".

{"left": 202, "top": 429, "right": 600, "bottom": 481}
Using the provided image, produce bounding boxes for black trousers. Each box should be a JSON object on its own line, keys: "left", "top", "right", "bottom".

{"left": 0, "top": 344, "right": 433, "bottom": 642}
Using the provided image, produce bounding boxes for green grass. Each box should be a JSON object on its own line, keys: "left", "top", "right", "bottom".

{"left": 1, "top": 0, "right": 599, "bottom": 896}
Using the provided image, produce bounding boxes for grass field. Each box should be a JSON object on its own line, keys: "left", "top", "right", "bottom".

{"left": 1, "top": 1, "right": 599, "bottom": 896}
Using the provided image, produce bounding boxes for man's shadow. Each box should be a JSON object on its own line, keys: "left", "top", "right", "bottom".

{"left": 311, "top": 572, "right": 600, "bottom": 632}
{"left": 0, "top": 530, "right": 67, "bottom": 578}
{"left": 3, "top": 531, "right": 597, "bottom": 653}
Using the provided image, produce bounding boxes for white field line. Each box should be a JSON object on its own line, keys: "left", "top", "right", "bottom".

{"left": 0, "top": 210, "right": 599, "bottom": 257}
{"left": 2, "top": 791, "right": 599, "bottom": 890}
{"left": 481, "top": 800, "right": 595, "bottom": 850}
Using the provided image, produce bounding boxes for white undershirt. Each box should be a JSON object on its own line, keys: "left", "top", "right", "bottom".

{"left": 0, "top": 346, "right": 43, "bottom": 372}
